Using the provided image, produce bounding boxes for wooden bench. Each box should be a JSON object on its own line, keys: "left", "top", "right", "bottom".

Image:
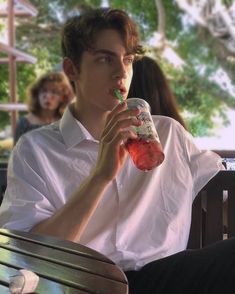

{"left": 187, "top": 170, "right": 235, "bottom": 249}
{"left": 0, "top": 229, "right": 128, "bottom": 293}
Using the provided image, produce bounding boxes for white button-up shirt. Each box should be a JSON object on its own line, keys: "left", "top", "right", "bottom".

{"left": 0, "top": 107, "right": 223, "bottom": 271}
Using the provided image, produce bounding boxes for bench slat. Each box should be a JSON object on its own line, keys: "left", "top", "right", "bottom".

{"left": 0, "top": 234, "right": 124, "bottom": 283}
{"left": 0, "top": 264, "right": 85, "bottom": 293}
{"left": 0, "top": 247, "right": 127, "bottom": 294}
{"left": 0, "top": 229, "right": 111, "bottom": 263}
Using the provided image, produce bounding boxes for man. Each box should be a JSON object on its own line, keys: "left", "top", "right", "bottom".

{"left": 0, "top": 8, "right": 233, "bottom": 294}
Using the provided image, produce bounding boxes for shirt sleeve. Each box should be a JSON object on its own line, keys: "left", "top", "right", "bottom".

{"left": 0, "top": 136, "right": 56, "bottom": 231}
{"left": 179, "top": 126, "right": 225, "bottom": 198}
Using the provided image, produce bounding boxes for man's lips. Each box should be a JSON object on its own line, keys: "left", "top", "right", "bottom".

{"left": 110, "top": 87, "right": 127, "bottom": 97}
{"left": 119, "top": 88, "right": 127, "bottom": 96}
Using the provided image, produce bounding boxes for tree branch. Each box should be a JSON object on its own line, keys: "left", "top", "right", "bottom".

{"left": 176, "top": 0, "right": 235, "bottom": 55}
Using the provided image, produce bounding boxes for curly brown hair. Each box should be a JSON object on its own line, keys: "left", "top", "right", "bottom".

{"left": 27, "top": 72, "right": 74, "bottom": 116}
{"left": 61, "top": 8, "right": 144, "bottom": 68}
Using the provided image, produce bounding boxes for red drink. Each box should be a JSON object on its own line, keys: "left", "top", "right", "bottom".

{"left": 126, "top": 98, "right": 165, "bottom": 171}
{"left": 125, "top": 138, "right": 165, "bottom": 171}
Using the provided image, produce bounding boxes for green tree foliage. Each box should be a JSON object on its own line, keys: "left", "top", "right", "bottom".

{"left": 1, "top": 0, "right": 234, "bottom": 137}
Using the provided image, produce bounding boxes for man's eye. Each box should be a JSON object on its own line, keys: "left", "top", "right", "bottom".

{"left": 98, "top": 56, "right": 112, "bottom": 63}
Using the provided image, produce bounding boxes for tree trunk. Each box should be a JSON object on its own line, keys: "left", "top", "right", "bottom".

{"left": 155, "top": 0, "right": 166, "bottom": 38}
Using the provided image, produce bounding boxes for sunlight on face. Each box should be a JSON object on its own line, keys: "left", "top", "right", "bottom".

{"left": 74, "top": 29, "right": 134, "bottom": 114}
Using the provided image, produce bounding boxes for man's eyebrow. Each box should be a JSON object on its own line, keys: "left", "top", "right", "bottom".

{"left": 90, "top": 49, "right": 133, "bottom": 56}
{"left": 91, "top": 49, "right": 116, "bottom": 56}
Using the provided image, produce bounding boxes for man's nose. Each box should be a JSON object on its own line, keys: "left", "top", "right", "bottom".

{"left": 112, "top": 61, "right": 127, "bottom": 80}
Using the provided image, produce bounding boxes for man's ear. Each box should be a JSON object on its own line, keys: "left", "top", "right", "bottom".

{"left": 63, "top": 57, "right": 79, "bottom": 81}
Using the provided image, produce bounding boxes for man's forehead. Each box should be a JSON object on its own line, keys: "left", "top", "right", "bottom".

{"left": 90, "top": 29, "right": 134, "bottom": 54}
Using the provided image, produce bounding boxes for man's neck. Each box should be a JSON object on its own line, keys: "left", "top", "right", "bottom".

{"left": 70, "top": 103, "right": 107, "bottom": 140}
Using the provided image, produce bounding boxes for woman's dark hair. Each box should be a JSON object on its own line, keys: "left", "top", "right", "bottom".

{"left": 61, "top": 8, "right": 144, "bottom": 68}
{"left": 128, "top": 56, "right": 187, "bottom": 129}
{"left": 27, "top": 72, "right": 74, "bottom": 116}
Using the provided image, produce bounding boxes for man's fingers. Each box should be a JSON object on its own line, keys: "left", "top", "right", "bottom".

{"left": 103, "top": 128, "right": 138, "bottom": 150}
{"left": 104, "top": 103, "right": 140, "bottom": 135}
{"left": 102, "top": 117, "right": 141, "bottom": 143}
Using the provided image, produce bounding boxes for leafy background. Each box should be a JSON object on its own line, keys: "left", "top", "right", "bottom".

{"left": 1, "top": 0, "right": 235, "bottom": 137}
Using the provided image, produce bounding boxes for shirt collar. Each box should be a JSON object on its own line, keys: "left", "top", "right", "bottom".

{"left": 59, "top": 106, "right": 96, "bottom": 149}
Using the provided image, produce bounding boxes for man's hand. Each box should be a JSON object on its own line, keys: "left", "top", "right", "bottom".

{"left": 94, "top": 102, "right": 141, "bottom": 182}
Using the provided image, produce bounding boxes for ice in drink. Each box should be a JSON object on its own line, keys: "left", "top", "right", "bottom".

{"left": 125, "top": 138, "right": 164, "bottom": 171}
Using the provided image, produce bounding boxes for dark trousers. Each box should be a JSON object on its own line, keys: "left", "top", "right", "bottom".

{"left": 125, "top": 238, "right": 235, "bottom": 294}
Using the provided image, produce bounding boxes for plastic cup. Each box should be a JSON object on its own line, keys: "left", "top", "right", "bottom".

{"left": 125, "top": 98, "right": 165, "bottom": 171}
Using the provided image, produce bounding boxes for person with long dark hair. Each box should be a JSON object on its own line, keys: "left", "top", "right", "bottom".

{"left": 128, "top": 55, "right": 187, "bottom": 128}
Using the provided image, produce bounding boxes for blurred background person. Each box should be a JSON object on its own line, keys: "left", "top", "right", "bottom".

{"left": 14, "top": 71, "right": 74, "bottom": 144}
{"left": 128, "top": 55, "right": 187, "bottom": 129}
